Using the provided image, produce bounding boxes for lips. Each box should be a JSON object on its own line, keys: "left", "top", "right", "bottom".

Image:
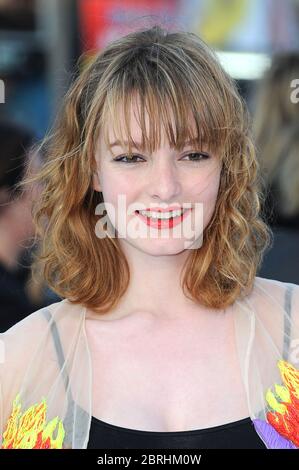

{"left": 135, "top": 208, "right": 192, "bottom": 230}
{"left": 140, "top": 206, "right": 184, "bottom": 213}
{"left": 135, "top": 209, "right": 185, "bottom": 215}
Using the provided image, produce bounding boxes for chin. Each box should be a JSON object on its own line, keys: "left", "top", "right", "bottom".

{"left": 129, "top": 238, "right": 191, "bottom": 255}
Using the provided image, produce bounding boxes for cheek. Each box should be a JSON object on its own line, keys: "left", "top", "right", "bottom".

{"left": 192, "top": 165, "right": 221, "bottom": 202}
{"left": 206, "top": 175, "right": 221, "bottom": 203}
{"left": 101, "top": 172, "right": 136, "bottom": 206}
{"left": 196, "top": 172, "right": 221, "bottom": 225}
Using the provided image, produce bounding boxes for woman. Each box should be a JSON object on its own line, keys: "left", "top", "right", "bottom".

{"left": 0, "top": 25, "right": 299, "bottom": 450}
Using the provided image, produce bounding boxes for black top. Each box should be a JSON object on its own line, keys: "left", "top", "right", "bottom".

{"left": 87, "top": 415, "right": 267, "bottom": 449}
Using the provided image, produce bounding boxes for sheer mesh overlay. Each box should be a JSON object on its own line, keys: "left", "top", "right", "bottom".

{"left": 0, "top": 276, "right": 298, "bottom": 449}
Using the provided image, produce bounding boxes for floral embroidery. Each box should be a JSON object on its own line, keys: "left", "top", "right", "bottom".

{"left": 253, "top": 359, "right": 299, "bottom": 449}
{"left": 1, "top": 393, "right": 65, "bottom": 449}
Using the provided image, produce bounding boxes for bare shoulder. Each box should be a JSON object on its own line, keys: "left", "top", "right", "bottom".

{"left": 249, "top": 275, "right": 299, "bottom": 305}
{"left": 0, "top": 298, "right": 71, "bottom": 376}
{"left": 0, "top": 298, "right": 82, "bottom": 408}
{"left": 238, "top": 275, "right": 299, "bottom": 332}
{"left": 249, "top": 275, "right": 299, "bottom": 337}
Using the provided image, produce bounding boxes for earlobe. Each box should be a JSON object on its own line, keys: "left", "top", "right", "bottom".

{"left": 92, "top": 172, "right": 101, "bottom": 192}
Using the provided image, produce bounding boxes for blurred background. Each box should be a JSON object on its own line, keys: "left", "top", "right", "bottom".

{"left": 0, "top": 0, "right": 298, "bottom": 330}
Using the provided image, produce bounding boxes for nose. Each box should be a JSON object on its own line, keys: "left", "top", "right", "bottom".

{"left": 148, "top": 157, "right": 181, "bottom": 201}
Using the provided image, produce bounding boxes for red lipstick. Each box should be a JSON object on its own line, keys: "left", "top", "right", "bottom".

{"left": 139, "top": 205, "right": 184, "bottom": 213}
{"left": 134, "top": 207, "right": 192, "bottom": 230}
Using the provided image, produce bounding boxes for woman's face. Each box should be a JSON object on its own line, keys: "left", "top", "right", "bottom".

{"left": 93, "top": 101, "right": 222, "bottom": 255}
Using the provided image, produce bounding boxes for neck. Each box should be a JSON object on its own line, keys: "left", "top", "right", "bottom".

{"left": 109, "top": 239, "right": 198, "bottom": 320}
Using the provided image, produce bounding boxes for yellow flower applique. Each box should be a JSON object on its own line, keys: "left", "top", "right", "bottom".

{"left": 1, "top": 393, "right": 65, "bottom": 449}
{"left": 253, "top": 360, "right": 299, "bottom": 448}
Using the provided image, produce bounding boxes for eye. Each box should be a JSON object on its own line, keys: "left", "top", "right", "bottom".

{"left": 181, "top": 152, "right": 210, "bottom": 162}
{"left": 112, "top": 151, "right": 210, "bottom": 164}
{"left": 113, "top": 154, "right": 144, "bottom": 163}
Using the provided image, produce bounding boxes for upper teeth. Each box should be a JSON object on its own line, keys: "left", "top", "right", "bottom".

{"left": 139, "top": 209, "right": 185, "bottom": 219}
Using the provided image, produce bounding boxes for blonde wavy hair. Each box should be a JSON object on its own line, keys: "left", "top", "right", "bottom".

{"left": 253, "top": 53, "right": 299, "bottom": 219}
{"left": 17, "top": 24, "right": 272, "bottom": 313}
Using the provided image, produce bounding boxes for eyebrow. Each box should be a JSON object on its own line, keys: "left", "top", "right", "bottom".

{"left": 108, "top": 139, "right": 201, "bottom": 150}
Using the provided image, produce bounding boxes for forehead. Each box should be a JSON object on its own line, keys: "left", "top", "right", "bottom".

{"left": 101, "top": 97, "right": 199, "bottom": 152}
{"left": 107, "top": 101, "right": 148, "bottom": 143}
